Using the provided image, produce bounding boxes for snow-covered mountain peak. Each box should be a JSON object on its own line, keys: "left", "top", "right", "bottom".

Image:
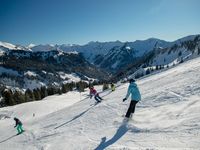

{"left": 27, "top": 43, "right": 36, "bottom": 49}
{"left": 30, "top": 44, "right": 58, "bottom": 52}
{"left": 0, "top": 41, "right": 18, "bottom": 50}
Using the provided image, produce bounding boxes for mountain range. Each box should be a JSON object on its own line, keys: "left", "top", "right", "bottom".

{"left": 0, "top": 34, "right": 200, "bottom": 90}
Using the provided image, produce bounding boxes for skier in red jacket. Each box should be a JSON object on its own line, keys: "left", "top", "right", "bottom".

{"left": 89, "top": 86, "right": 103, "bottom": 103}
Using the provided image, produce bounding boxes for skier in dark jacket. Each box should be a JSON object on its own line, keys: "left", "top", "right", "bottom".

{"left": 123, "top": 79, "right": 141, "bottom": 119}
{"left": 14, "top": 117, "right": 24, "bottom": 134}
{"left": 89, "top": 86, "right": 103, "bottom": 102}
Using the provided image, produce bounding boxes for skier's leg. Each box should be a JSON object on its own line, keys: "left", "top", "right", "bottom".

{"left": 16, "top": 125, "right": 21, "bottom": 134}
{"left": 131, "top": 101, "right": 138, "bottom": 114}
{"left": 97, "top": 95, "right": 103, "bottom": 100}
{"left": 94, "top": 95, "right": 101, "bottom": 102}
{"left": 19, "top": 124, "right": 24, "bottom": 132}
{"left": 125, "top": 101, "right": 135, "bottom": 118}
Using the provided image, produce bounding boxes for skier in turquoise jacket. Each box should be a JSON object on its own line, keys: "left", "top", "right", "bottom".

{"left": 123, "top": 79, "right": 141, "bottom": 118}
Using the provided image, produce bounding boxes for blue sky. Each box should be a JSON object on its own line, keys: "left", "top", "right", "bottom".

{"left": 0, "top": 0, "right": 199, "bottom": 45}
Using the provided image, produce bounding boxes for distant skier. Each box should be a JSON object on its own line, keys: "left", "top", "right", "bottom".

{"left": 110, "top": 83, "right": 115, "bottom": 91}
{"left": 14, "top": 117, "right": 24, "bottom": 135}
{"left": 123, "top": 79, "right": 141, "bottom": 119}
{"left": 89, "top": 86, "right": 103, "bottom": 103}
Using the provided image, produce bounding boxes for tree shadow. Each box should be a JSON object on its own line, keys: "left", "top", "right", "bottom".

{"left": 95, "top": 123, "right": 129, "bottom": 150}
{"left": 0, "top": 134, "right": 17, "bottom": 143}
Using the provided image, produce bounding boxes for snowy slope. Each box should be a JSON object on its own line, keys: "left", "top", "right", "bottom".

{"left": 0, "top": 41, "right": 27, "bottom": 51}
{"left": 150, "top": 35, "right": 200, "bottom": 67}
{"left": 0, "top": 41, "right": 18, "bottom": 50}
{"left": 1, "top": 57, "right": 200, "bottom": 149}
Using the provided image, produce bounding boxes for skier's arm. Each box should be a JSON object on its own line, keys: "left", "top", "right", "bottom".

{"left": 89, "top": 91, "right": 93, "bottom": 98}
{"left": 125, "top": 86, "right": 131, "bottom": 99}
{"left": 14, "top": 121, "right": 17, "bottom": 128}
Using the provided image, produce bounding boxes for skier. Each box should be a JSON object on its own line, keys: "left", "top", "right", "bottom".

{"left": 110, "top": 83, "right": 115, "bottom": 91}
{"left": 14, "top": 117, "right": 24, "bottom": 135}
{"left": 89, "top": 86, "right": 103, "bottom": 103}
{"left": 123, "top": 79, "right": 141, "bottom": 120}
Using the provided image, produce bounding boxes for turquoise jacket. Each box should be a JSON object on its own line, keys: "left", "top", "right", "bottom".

{"left": 125, "top": 82, "right": 141, "bottom": 101}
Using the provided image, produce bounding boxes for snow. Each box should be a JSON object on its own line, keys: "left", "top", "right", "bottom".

{"left": 58, "top": 72, "right": 81, "bottom": 82}
{"left": 0, "top": 41, "right": 17, "bottom": 50}
{"left": 0, "top": 41, "right": 27, "bottom": 51}
{"left": 66, "top": 51, "right": 79, "bottom": 55}
{"left": 125, "top": 46, "right": 131, "bottom": 50}
{"left": 152, "top": 49, "right": 189, "bottom": 66}
{"left": 0, "top": 50, "right": 5, "bottom": 56}
{"left": 24, "top": 71, "right": 37, "bottom": 77}
{"left": 27, "top": 43, "right": 36, "bottom": 48}
{"left": 0, "top": 57, "right": 200, "bottom": 149}
{"left": 0, "top": 91, "right": 88, "bottom": 122}
{"left": 23, "top": 78, "right": 46, "bottom": 90}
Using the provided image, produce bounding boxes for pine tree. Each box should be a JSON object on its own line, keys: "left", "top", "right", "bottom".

{"left": 13, "top": 90, "right": 25, "bottom": 104}
{"left": 47, "top": 87, "right": 55, "bottom": 96}
{"left": 76, "top": 81, "right": 88, "bottom": 92}
{"left": 146, "top": 69, "right": 150, "bottom": 75}
{"left": 33, "top": 88, "right": 41, "bottom": 100}
{"left": 40, "top": 86, "right": 48, "bottom": 99}
{"left": 62, "top": 84, "right": 67, "bottom": 93}
{"left": 67, "top": 82, "right": 75, "bottom": 91}
{"left": 25, "top": 89, "right": 35, "bottom": 102}
{"left": 178, "top": 51, "right": 182, "bottom": 57}
{"left": 2, "top": 89, "right": 15, "bottom": 106}
{"left": 58, "top": 88, "right": 62, "bottom": 95}
{"left": 156, "top": 65, "right": 159, "bottom": 70}
{"left": 180, "top": 58, "right": 184, "bottom": 63}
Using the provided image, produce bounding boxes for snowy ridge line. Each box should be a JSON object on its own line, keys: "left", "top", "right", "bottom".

{"left": 138, "top": 56, "right": 200, "bottom": 85}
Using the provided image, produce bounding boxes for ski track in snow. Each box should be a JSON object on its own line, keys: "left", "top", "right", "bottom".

{"left": 1, "top": 57, "right": 200, "bottom": 149}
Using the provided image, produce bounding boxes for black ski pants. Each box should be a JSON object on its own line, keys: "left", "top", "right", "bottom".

{"left": 125, "top": 100, "right": 138, "bottom": 118}
{"left": 94, "top": 95, "right": 102, "bottom": 102}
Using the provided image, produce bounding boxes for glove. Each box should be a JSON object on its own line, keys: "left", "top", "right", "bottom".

{"left": 123, "top": 98, "right": 127, "bottom": 102}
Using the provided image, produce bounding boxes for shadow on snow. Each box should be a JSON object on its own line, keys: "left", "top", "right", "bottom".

{"left": 0, "top": 134, "right": 17, "bottom": 143}
{"left": 95, "top": 122, "right": 143, "bottom": 150}
{"left": 95, "top": 123, "right": 128, "bottom": 150}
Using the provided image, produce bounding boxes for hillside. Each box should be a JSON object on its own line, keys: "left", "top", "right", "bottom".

{"left": 0, "top": 56, "right": 200, "bottom": 149}
{"left": 0, "top": 50, "right": 108, "bottom": 90}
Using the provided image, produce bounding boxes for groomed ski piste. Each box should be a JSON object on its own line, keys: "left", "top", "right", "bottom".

{"left": 0, "top": 57, "right": 200, "bottom": 150}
